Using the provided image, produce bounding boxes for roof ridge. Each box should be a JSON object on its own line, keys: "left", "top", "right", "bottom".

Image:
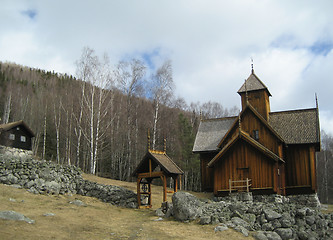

{"left": 201, "top": 116, "right": 237, "bottom": 122}
{"left": 270, "top": 108, "right": 317, "bottom": 115}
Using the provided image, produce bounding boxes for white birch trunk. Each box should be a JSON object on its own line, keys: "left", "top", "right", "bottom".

{"left": 152, "top": 100, "right": 159, "bottom": 150}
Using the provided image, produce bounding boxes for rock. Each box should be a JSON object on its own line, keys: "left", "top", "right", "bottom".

{"left": 254, "top": 231, "right": 268, "bottom": 240}
{"left": 275, "top": 228, "right": 293, "bottom": 240}
{"left": 264, "top": 209, "right": 282, "bottom": 221}
{"left": 0, "top": 210, "right": 35, "bottom": 224}
{"left": 231, "top": 217, "right": 252, "bottom": 230}
{"left": 155, "top": 208, "right": 165, "bottom": 217}
{"left": 234, "top": 225, "right": 249, "bottom": 237}
{"left": 69, "top": 199, "right": 86, "bottom": 206}
{"left": 164, "top": 203, "right": 174, "bottom": 218}
{"left": 199, "top": 216, "right": 211, "bottom": 225}
{"left": 265, "top": 231, "right": 282, "bottom": 240}
{"left": 305, "top": 215, "right": 316, "bottom": 226}
{"left": 43, "top": 213, "right": 56, "bottom": 217}
{"left": 262, "top": 223, "right": 274, "bottom": 231}
{"left": 214, "top": 224, "right": 228, "bottom": 232}
{"left": 172, "top": 191, "right": 203, "bottom": 221}
{"left": 44, "top": 181, "right": 61, "bottom": 194}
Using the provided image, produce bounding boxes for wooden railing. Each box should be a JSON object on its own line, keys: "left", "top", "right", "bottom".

{"left": 229, "top": 178, "right": 252, "bottom": 193}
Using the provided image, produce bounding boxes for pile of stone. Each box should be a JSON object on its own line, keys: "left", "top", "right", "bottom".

{"left": 169, "top": 191, "right": 333, "bottom": 240}
{"left": 0, "top": 147, "right": 137, "bottom": 208}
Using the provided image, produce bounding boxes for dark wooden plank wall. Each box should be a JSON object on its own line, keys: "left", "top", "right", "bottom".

{"left": 213, "top": 140, "right": 275, "bottom": 195}
{"left": 200, "top": 153, "right": 215, "bottom": 191}
{"left": 285, "top": 145, "right": 311, "bottom": 187}
{"left": 0, "top": 128, "right": 32, "bottom": 150}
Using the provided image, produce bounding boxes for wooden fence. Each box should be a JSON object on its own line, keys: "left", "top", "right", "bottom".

{"left": 229, "top": 178, "right": 252, "bottom": 193}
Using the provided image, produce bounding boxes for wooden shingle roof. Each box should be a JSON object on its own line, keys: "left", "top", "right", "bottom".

{"left": 192, "top": 117, "right": 237, "bottom": 152}
{"left": 269, "top": 108, "right": 320, "bottom": 146}
{"left": 238, "top": 70, "right": 272, "bottom": 96}
{"left": 193, "top": 107, "right": 320, "bottom": 153}
{"left": 132, "top": 150, "right": 183, "bottom": 176}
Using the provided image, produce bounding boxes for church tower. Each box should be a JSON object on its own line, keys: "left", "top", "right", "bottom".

{"left": 237, "top": 69, "right": 271, "bottom": 121}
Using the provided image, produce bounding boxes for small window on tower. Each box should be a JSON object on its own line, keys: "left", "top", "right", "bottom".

{"left": 253, "top": 130, "right": 259, "bottom": 140}
{"left": 20, "top": 136, "right": 26, "bottom": 142}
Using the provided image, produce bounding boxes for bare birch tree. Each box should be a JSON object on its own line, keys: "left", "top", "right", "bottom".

{"left": 150, "top": 60, "right": 174, "bottom": 150}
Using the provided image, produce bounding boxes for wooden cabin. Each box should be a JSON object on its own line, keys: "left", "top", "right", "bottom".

{"left": 0, "top": 120, "right": 35, "bottom": 150}
{"left": 193, "top": 69, "right": 320, "bottom": 196}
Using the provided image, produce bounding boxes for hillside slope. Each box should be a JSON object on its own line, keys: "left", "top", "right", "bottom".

{"left": 0, "top": 174, "right": 252, "bottom": 240}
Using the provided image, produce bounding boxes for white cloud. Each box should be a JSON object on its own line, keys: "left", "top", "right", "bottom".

{"left": 0, "top": 0, "right": 332, "bottom": 134}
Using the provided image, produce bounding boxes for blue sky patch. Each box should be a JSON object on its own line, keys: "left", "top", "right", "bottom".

{"left": 21, "top": 9, "right": 37, "bottom": 20}
{"left": 310, "top": 41, "right": 333, "bottom": 56}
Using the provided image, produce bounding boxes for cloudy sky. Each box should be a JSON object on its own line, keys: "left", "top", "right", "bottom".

{"left": 1, "top": 0, "right": 333, "bottom": 134}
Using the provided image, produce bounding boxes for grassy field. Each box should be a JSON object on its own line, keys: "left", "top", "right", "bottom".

{"left": 0, "top": 174, "right": 254, "bottom": 240}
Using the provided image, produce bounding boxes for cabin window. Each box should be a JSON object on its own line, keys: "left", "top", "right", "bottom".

{"left": 9, "top": 133, "right": 15, "bottom": 140}
{"left": 16, "top": 127, "right": 20, "bottom": 130}
{"left": 253, "top": 130, "right": 259, "bottom": 140}
{"left": 20, "top": 136, "right": 26, "bottom": 142}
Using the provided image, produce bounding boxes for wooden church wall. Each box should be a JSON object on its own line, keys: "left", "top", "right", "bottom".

{"left": 241, "top": 109, "right": 281, "bottom": 156}
{"left": 213, "top": 140, "right": 275, "bottom": 195}
{"left": 200, "top": 152, "right": 215, "bottom": 191}
{"left": 240, "top": 90, "right": 270, "bottom": 120}
{"left": 285, "top": 144, "right": 316, "bottom": 193}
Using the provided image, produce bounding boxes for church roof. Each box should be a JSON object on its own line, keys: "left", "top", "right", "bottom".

{"left": 192, "top": 117, "right": 237, "bottom": 152}
{"left": 193, "top": 108, "right": 320, "bottom": 153}
{"left": 269, "top": 108, "right": 320, "bottom": 145}
{"left": 238, "top": 70, "right": 272, "bottom": 96}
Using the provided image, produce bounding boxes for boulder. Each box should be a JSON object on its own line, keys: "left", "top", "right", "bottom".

{"left": 172, "top": 191, "right": 203, "bottom": 221}
{"left": 263, "top": 208, "right": 282, "bottom": 221}
{"left": 0, "top": 210, "right": 35, "bottom": 224}
{"left": 265, "top": 231, "right": 282, "bottom": 240}
{"left": 214, "top": 224, "right": 228, "bottom": 232}
{"left": 275, "top": 228, "right": 293, "bottom": 240}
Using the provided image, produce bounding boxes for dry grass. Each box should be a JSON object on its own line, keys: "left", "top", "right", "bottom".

{"left": 0, "top": 174, "right": 254, "bottom": 240}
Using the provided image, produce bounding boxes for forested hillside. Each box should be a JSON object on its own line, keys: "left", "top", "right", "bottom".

{"left": 1, "top": 47, "right": 331, "bottom": 202}
{"left": 0, "top": 47, "right": 238, "bottom": 191}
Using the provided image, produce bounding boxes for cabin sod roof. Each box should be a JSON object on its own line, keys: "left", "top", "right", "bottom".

{"left": 238, "top": 70, "right": 272, "bottom": 96}
{"left": 192, "top": 117, "right": 237, "bottom": 152}
{"left": 132, "top": 150, "right": 183, "bottom": 176}
{"left": 269, "top": 108, "right": 320, "bottom": 145}
{"left": 0, "top": 120, "right": 35, "bottom": 137}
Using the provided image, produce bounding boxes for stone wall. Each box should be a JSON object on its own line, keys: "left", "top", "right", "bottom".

{"left": 170, "top": 192, "right": 333, "bottom": 240}
{"left": 0, "top": 146, "right": 137, "bottom": 208}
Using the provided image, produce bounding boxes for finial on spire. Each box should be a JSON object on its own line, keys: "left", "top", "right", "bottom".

{"left": 315, "top": 93, "right": 319, "bottom": 109}
{"left": 251, "top": 58, "right": 254, "bottom": 73}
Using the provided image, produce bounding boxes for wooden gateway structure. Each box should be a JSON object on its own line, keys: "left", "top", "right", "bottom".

{"left": 132, "top": 146, "right": 183, "bottom": 209}
{"left": 0, "top": 120, "right": 35, "bottom": 150}
{"left": 193, "top": 69, "right": 320, "bottom": 196}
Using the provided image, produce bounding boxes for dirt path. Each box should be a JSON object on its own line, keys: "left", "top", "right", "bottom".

{"left": 0, "top": 175, "right": 254, "bottom": 240}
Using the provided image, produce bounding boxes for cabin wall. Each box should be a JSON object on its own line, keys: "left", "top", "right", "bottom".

{"left": 200, "top": 152, "right": 216, "bottom": 192}
{"left": 285, "top": 144, "right": 317, "bottom": 194}
{"left": 0, "top": 128, "right": 32, "bottom": 150}
{"left": 213, "top": 140, "right": 275, "bottom": 195}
